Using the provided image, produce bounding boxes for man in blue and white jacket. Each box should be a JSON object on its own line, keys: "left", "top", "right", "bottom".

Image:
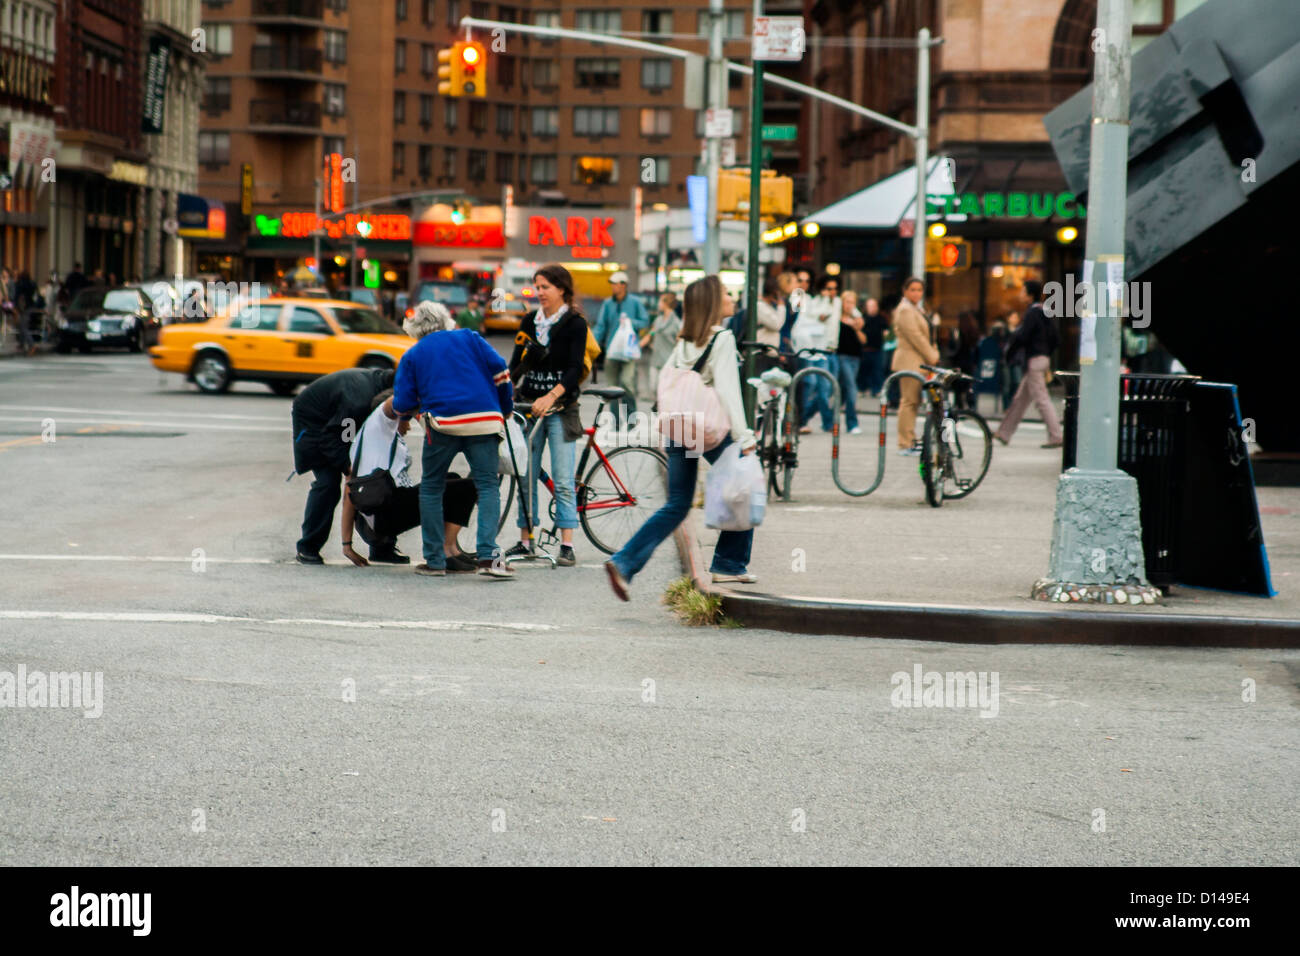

{"left": 392, "top": 302, "right": 514, "bottom": 579}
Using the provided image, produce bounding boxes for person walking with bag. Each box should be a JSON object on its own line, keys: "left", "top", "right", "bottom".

{"left": 505, "top": 264, "right": 588, "bottom": 567}
{"left": 995, "top": 280, "right": 1063, "bottom": 448}
{"left": 604, "top": 275, "right": 758, "bottom": 601}
{"left": 592, "top": 270, "right": 649, "bottom": 428}
{"left": 891, "top": 277, "right": 940, "bottom": 455}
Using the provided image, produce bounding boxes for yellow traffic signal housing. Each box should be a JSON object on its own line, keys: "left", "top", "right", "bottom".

{"left": 715, "top": 168, "right": 793, "bottom": 219}
{"left": 437, "top": 47, "right": 457, "bottom": 96}
{"left": 926, "top": 238, "right": 971, "bottom": 271}
{"left": 438, "top": 41, "right": 487, "bottom": 97}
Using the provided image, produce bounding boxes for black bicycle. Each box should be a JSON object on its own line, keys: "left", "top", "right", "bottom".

{"left": 918, "top": 363, "right": 993, "bottom": 507}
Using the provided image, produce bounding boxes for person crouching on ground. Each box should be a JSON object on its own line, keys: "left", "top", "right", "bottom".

{"left": 604, "top": 274, "right": 758, "bottom": 602}
{"left": 391, "top": 302, "right": 515, "bottom": 579}
{"left": 291, "top": 365, "right": 395, "bottom": 564}
{"left": 338, "top": 387, "right": 481, "bottom": 572}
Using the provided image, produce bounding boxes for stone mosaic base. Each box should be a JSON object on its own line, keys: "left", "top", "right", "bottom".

{"left": 1031, "top": 579, "right": 1164, "bottom": 605}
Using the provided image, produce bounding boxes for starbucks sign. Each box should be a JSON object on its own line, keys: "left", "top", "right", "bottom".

{"left": 928, "top": 192, "right": 1086, "bottom": 220}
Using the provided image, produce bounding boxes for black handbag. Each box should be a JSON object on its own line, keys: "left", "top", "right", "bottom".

{"left": 346, "top": 427, "right": 401, "bottom": 515}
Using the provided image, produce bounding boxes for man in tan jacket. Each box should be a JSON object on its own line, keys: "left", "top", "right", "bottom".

{"left": 891, "top": 277, "right": 940, "bottom": 454}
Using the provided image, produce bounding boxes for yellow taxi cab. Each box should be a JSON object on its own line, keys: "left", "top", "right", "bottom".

{"left": 483, "top": 294, "right": 530, "bottom": 333}
{"left": 148, "top": 297, "right": 413, "bottom": 395}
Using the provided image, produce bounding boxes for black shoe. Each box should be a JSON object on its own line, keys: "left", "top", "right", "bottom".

{"left": 504, "top": 541, "right": 534, "bottom": 559}
{"left": 369, "top": 546, "right": 411, "bottom": 564}
{"left": 446, "top": 552, "right": 478, "bottom": 573}
{"left": 295, "top": 551, "right": 324, "bottom": 565}
{"left": 556, "top": 545, "right": 576, "bottom": 567}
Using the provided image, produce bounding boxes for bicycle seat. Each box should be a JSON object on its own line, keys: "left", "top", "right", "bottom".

{"left": 582, "top": 386, "right": 626, "bottom": 400}
{"left": 760, "top": 367, "right": 792, "bottom": 388}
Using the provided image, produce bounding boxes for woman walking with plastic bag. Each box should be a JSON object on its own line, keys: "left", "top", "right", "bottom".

{"left": 604, "top": 275, "right": 758, "bottom": 601}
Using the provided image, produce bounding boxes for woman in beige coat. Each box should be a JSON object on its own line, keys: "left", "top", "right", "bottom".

{"left": 890, "top": 277, "right": 939, "bottom": 454}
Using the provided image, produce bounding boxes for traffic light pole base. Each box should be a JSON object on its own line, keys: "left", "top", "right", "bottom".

{"left": 1031, "top": 468, "right": 1163, "bottom": 606}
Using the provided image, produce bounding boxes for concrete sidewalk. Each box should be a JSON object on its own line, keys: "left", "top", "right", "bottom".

{"left": 678, "top": 404, "right": 1299, "bottom": 646}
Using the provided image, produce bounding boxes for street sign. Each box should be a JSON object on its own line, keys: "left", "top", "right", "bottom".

{"left": 240, "top": 163, "right": 253, "bottom": 216}
{"left": 752, "top": 16, "right": 805, "bottom": 62}
{"left": 704, "top": 108, "right": 733, "bottom": 138}
{"left": 162, "top": 218, "right": 179, "bottom": 235}
{"left": 761, "top": 124, "right": 798, "bottom": 142}
{"left": 898, "top": 218, "right": 915, "bottom": 238}
{"left": 720, "top": 139, "right": 737, "bottom": 167}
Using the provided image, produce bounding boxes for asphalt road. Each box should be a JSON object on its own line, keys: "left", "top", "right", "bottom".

{"left": 1, "top": 352, "right": 1296, "bottom": 865}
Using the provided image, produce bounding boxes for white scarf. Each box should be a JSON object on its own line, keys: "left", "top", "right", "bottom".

{"left": 534, "top": 303, "right": 568, "bottom": 347}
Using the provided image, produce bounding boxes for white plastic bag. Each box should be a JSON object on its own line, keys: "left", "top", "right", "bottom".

{"left": 498, "top": 417, "right": 528, "bottom": 475}
{"left": 704, "top": 443, "right": 767, "bottom": 531}
{"left": 606, "top": 315, "right": 642, "bottom": 362}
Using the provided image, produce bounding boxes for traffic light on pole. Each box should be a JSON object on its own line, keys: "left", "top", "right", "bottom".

{"left": 437, "top": 41, "right": 487, "bottom": 98}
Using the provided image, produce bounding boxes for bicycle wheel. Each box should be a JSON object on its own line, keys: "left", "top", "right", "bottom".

{"left": 579, "top": 446, "right": 669, "bottom": 555}
{"left": 941, "top": 409, "right": 993, "bottom": 500}
{"left": 756, "top": 404, "right": 781, "bottom": 498}
{"left": 920, "top": 410, "right": 945, "bottom": 508}
{"left": 774, "top": 390, "right": 800, "bottom": 500}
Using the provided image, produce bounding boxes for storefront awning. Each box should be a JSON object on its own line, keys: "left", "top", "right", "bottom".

{"left": 177, "top": 194, "right": 227, "bottom": 240}
{"left": 802, "top": 156, "right": 964, "bottom": 230}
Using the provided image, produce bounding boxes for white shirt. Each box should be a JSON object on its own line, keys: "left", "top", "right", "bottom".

{"left": 350, "top": 404, "right": 412, "bottom": 487}
{"left": 668, "top": 327, "right": 755, "bottom": 448}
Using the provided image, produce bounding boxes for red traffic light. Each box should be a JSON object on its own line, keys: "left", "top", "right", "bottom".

{"left": 461, "top": 45, "right": 480, "bottom": 70}
{"left": 940, "top": 243, "right": 961, "bottom": 268}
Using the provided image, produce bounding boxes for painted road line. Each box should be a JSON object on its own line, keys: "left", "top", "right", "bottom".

{"left": 0, "top": 415, "right": 282, "bottom": 433}
{"left": 0, "top": 554, "right": 277, "bottom": 563}
{"left": 0, "top": 610, "right": 559, "bottom": 632}
{"left": 0, "top": 403, "right": 284, "bottom": 422}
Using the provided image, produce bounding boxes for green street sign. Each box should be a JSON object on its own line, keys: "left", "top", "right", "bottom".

{"left": 761, "top": 124, "right": 798, "bottom": 142}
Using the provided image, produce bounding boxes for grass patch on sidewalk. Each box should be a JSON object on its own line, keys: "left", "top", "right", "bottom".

{"left": 664, "top": 576, "right": 741, "bottom": 628}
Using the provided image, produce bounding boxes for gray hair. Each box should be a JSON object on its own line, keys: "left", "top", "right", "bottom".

{"left": 404, "top": 300, "right": 455, "bottom": 339}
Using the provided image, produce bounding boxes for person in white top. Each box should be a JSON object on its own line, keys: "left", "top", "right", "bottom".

{"left": 604, "top": 275, "right": 759, "bottom": 601}
{"left": 791, "top": 275, "right": 841, "bottom": 433}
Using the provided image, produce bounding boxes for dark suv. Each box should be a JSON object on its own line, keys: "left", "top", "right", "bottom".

{"left": 58, "top": 286, "right": 163, "bottom": 353}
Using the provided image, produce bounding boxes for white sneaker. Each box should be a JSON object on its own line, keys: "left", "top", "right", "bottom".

{"left": 712, "top": 572, "right": 758, "bottom": 584}
{"left": 849, "top": 426, "right": 863, "bottom": 435}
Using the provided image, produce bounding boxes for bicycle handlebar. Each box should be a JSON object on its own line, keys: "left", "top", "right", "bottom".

{"left": 921, "top": 363, "right": 973, "bottom": 383}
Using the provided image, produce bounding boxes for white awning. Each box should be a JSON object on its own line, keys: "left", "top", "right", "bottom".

{"left": 802, "top": 156, "right": 965, "bottom": 230}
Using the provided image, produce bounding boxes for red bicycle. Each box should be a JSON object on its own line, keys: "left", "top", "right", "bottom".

{"left": 499, "top": 386, "right": 669, "bottom": 555}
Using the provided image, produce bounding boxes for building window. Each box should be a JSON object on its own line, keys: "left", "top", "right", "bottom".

{"left": 575, "top": 11, "right": 621, "bottom": 33}
{"left": 204, "top": 23, "right": 233, "bottom": 55}
{"left": 496, "top": 54, "right": 515, "bottom": 87}
{"left": 573, "top": 156, "right": 617, "bottom": 185}
{"left": 642, "top": 10, "right": 672, "bottom": 35}
{"left": 420, "top": 94, "right": 433, "bottom": 127}
{"left": 323, "top": 83, "right": 346, "bottom": 116}
{"left": 198, "top": 131, "right": 229, "bottom": 165}
{"left": 534, "top": 10, "right": 559, "bottom": 44}
{"left": 203, "top": 76, "right": 231, "bottom": 112}
{"left": 422, "top": 0, "right": 435, "bottom": 23}
{"left": 530, "top": 107, "right": 557, "bottom": 136}
{"left": 576, "top": 58, "right": 619, "bottom": 89}
{"left": 444, "top": 99, "right": 458, "bottom": 129}
{"left": 698, "top": 10, "right": 746, "bottom": 38}
{"left": 421, "top": 44, "right": 435, "bottom": 76}
{"left": 574, "top": 107, "right": 619, "bottom": 137}
{"left": 531, "top": 59, "right": 556, "bottom": 87}
{"left": 394, "top": 91, "right": 406, "bottom": 123}
{"left": 394, "top": 40, "right": 406, "bottom": 72}
{"left": 419, "top": 144, "right": 433, "bottom": 179}
{"left": 496, "top": 105, "right": 514, "bottom": 135}
{"left": 324, "top": 30, "right": 347, "bottom": 64}
{"left": 641, "top": 59, "right": 672, "bottom": 89}
{"left": 393, "top": 142, "right": 405, "bottom": 175}
{"left": 641, "top": 156, "right": 670, "bottom": 185}
{"left": 530, "top": 155, "right": 557, "bottom": 184}
{"left": 469, "top": 101, "right": 487, "bottom": 131}
{"left": 640, "top": 107, "right": 671, "bottom": 137}
{"left": 468, "top": 149, "right": 487, "bottom": 182}
{"left": 396, "top": 0, "right": 407, "bottom": 20}
{"left": 446, "top": 0, "right": 461, "bottom": 27}
{"left": 326, "top": 0, "right": 347, "bottom": 10}
{"left": 496, "top": 153, "right": 513, "bottom": 183}
{"left": 442, "top": 147, "right": 457, "bottom": 178}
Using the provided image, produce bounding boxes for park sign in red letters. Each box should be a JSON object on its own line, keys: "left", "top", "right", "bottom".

{"left": 528, "top": 215, "right": 616, "bottom": 259}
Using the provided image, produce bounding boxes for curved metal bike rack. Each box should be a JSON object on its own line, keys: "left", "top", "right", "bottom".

{"left": 780, "top": 366, "right": 927, "bottom": 500}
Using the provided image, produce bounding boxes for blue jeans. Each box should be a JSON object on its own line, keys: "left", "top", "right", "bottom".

{"left": 420, "top": 430, "right": 501, "bottom": 567}
{"left": 833, "top": 354, "right": 861, "bottom": 430}
{"left": 799, "top": 356, "right": 835, "bottom": 431}
{"left": 857, "top": 349, "right": 885, "bottom": 396}
{"left": 610, "top": 435, "right": 753, "bottom": 582}
{"left": 518, "top": 411, "right": 578, "bottom": 530}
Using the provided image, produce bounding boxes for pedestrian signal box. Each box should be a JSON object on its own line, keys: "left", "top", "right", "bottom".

{"left": 716, "top": 168, "right": 794, "bottom": 220}
{"left": 926, "top": 238, "right": 971, "bottom": 271}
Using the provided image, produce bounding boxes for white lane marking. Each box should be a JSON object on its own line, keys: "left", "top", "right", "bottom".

{"left": 0, "top": 403, "right": 283, "bottom": 422}
{"left": 0, "top": 554, "right": 276, "bottom": 563}
{"left": 0, "top": 414, "right": 281, "bottom": 432}
{"left": 0, "top": 610, "right": 558, "bottom": 632}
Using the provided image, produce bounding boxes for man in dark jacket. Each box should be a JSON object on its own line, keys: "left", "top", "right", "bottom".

{"left": 995, "top": 280, "right": 1063, "bottom": 448}
{"left": 291, "top": 366, "right": 395, "bottom": 563}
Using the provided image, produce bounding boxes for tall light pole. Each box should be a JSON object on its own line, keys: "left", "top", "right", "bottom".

{"left": 1034, "top": 0, "right": 1159, "bottom": 606}
{"left": 703, "top": 0, "right": 725, "bottom": 274}
{"left": 911, "top": 28, "right": 930, "bottom": 282}
{"left": 742, "top": 0, "right": 765, "bottom": 424}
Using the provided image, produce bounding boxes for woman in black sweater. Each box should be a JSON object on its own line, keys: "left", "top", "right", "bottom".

{"left": 506, "top": 264, "right": 588, "bottom": 566}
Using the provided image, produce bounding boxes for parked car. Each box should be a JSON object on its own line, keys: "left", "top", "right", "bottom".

{"left": 57, "top": 286, "right": 164, "bottom": 353}
{"left": 408, "top": 280, "right": 470, "bottom": 319}
{"left": 147, "top": 297, "right": 412, "bottom": 395}
{"left": 484, "top": 295, "right": 529, "bottom": 333}
{"left": 338, "top": 287, "right": 381, "bottom": 308}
